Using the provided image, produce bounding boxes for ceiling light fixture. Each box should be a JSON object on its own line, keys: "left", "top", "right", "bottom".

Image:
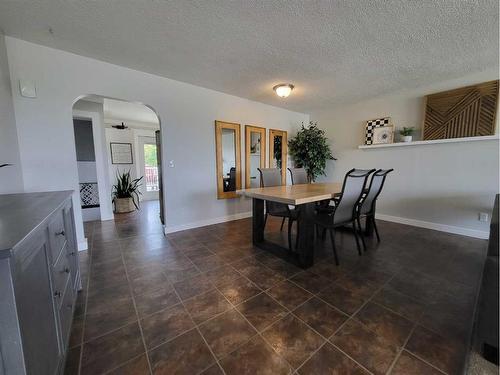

{"left": 273, "top": 83, "right": 294, "bottom": 98}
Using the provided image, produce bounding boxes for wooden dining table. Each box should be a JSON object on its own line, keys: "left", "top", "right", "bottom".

{"left": 237, "top": 182, "right": 343, "bottom": 268}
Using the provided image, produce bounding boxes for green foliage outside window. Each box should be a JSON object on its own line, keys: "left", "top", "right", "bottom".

{"left": 144, "top": 144, "right": 158, "bottom": 167}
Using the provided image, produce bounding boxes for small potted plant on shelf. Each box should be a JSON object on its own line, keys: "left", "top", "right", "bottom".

{"left": 399, "top": 127, "right": 415, "bottom": 142}
{"left": 112, "top": 170, "right": 143, "bottom": 213}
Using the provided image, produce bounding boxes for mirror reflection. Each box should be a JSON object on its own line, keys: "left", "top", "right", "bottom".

{"left": 271, "top": 135, "right": 282, "bottom": 169}
{"left": 269, "top": 129, "right": 287, "bottom": 184}
{"left": 215, "top": 121, "right": 241, "bottom": 199}
{"left": 222, "top": 128, "right": 237, "bottom": 192}
{"left": 245, "top": 125, "right": 266, "bottom": 188}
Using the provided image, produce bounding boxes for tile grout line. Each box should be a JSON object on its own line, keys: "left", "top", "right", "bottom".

{"left": 321, "top": 272, "right": 400, "bottom": 375}
{"left": 79, "top": 217, "right": 479, "bottom": 375}
{"left": 209, "top": 287, "right": 296, "bottom": 374}
{"left": 117, "top": 238, "right": 154, "bottom": 375}
{"left": 385, "top": 323, "right": 418, "bottom": 375}
{"left": 401, "top": 350, "right": 449, "bottom": 375}
{"left": 168, "top": 279, "right": 227, "bottom": 375}
{"left": 78, "top": 238, "right": 359, "bottom": 373}
{"left": 169, "top": 246, "right": 306, "bottom": 373}
{"left": 101, "top": 353, "right": 149, "bottom": 375}
{"left": 77, "top": 220, "right": 95, "bottom": 375}
{"left": 91, "top": 235, "right": 362, "bottom": 367}
{"left": 196, "top": 247, "right": 361, "bottom": 373}
{"left": 168, "top": 241, "right": 386, "bottom": 373}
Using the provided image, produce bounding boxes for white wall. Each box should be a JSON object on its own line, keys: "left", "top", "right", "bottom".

{"left": 105, "top": 127, "right": 137, "bottom": 183}
{"left": 73, "top": 100, "right": 114, "bottom": 236}
{"left": 311, "top": 70, "right": 499, "bottom": 238}
{"left": 5, "top": 37, "right": 308, "bottom": 247}
{"left": 0, "top": 34, "right": 23, "bottom": 193}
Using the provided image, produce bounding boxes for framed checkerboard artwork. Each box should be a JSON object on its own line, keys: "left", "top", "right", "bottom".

{"left": 365, "top": 117, "right": 392, "bottom": 145}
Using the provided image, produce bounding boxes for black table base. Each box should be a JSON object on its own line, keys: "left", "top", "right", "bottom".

{"left": 252, "top": 198, "right": 316, "bottom": 269}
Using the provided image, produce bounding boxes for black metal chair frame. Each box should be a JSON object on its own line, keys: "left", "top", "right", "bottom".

{"left": 258, "top": 168, "right": 297, "bottom": 252}
{"left": 356, "top": 168, "right": 394, "bottom": 248}
{"left": 314, "top": 168, "right": 375, "bottom": 265}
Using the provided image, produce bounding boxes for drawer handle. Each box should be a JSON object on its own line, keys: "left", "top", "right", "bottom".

{"left": 63, "top": 268, "right": 70, "bottom": 274}
{"left": 56, "top": 230, "right": 65, "bottom": 236}
{"left": 69, "top": 252, "right": 75, "bottom": 256}
{"left": 54, "top": 291, "right": 61, "bottom": 298}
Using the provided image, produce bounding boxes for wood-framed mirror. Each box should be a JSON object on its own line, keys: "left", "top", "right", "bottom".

{"left": 215, "top": 120, "right": 241, "bottom": 199}
{"left": 245, "top": 125, "right": 266, "bottom": 188}
{"left": 269, "top": 129, "right": 287, "bottom": 184}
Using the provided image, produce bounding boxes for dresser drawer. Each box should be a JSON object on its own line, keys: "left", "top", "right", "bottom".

{"left": 62, "top": 203, "right": 79, "bottom": 290}
{"left": 48, "top": 210, "right": 67, "bottom": 263}
{"left": 58, "top": 281, "right": 75, "bottom": 349}
{"left": 52, "top": 244, "right": 71, "bottom": 308}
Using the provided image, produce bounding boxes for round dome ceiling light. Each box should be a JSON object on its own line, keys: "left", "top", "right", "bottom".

{"left": 273, "top": 83, "right": 294, "bottom": 98}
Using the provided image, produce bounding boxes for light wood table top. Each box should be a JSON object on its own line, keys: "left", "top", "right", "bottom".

{"left": 237, "top": 182, "right": 343, "bottom": 205}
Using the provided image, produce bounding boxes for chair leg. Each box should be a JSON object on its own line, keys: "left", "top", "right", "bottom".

{"left": 357, "top": 217, "right": 367, "bottom": 252}
{"left": 329, "top": 229, "right": 339, "bottom": 266}
{"left": 287, "top": 218, "right": 293, "bottom": 252}
{"left": 352, "top": 223, "right": 362, "bottom": 256}
{"left": 280, "top": 217, "right": 286, "bottom": 231}
{"left": 372, "top": 216, "right": 381, "bottom": 242}
{"left": 295, "top": 221, "right": 300, "bottom": 250}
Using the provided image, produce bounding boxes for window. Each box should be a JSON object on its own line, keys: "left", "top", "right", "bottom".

{"left": 143, "top": 144, "right": 159, "bottom": 192}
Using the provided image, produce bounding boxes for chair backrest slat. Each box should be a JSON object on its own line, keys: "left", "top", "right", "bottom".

{"left": 258, "top": 168, "right": 282, "bottom": 187}
{"left": 334, "top": 169, "right": 374, "bottom": 224}
{"left": 258, "top": 168, "right": 288, "bottom": 214}
{"left": 360, "top": 169, "right": 393, "bottom": 215}
{"left": 288, "top": 168, "right": 308, "bottom": 185}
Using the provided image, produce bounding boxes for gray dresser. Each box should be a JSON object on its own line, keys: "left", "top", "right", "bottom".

{"left": 0, "top": 191, "right": 81, "bottom": 375}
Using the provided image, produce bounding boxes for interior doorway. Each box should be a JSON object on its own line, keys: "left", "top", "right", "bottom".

{"left": 137, "top": 136, "right": 159, "bottom": 201}
{"left": 72, "top": 95, "right": 165, "bottom": 232}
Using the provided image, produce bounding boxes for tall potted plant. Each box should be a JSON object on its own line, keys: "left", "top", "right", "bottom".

{"left": 288, "top": 121, "right": 336, "bottom": 182}
{"left": 112, "top": 170, "right": 143, "bottom": 213}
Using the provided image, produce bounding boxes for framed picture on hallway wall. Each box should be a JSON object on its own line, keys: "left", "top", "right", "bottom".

{"left": 110, "top": 142, "right": 133, "bottom": 164}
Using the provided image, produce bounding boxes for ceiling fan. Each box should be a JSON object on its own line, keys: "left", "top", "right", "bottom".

{"left": 112, "top": 122, "right": 128, "bottom": 130}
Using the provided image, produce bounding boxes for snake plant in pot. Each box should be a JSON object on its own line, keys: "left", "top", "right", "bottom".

{"left": 288, "top": 121, "right": 336, "bottom": 182}
{"left": 112, "top": 170, "right": 143, "bottom": 213}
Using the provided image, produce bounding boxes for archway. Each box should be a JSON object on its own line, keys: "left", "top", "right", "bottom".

{"left": 71, "top": 95, "right": 165, "bottom": 247}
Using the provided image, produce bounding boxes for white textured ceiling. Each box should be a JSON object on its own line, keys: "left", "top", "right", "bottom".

{"left": 0, "top": 1, "right": 498, "bottom": 112}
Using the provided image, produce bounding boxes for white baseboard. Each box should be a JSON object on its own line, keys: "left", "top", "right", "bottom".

{"left": 78, "top": 239, "right": 88, "bottom": 251}
{"left": 164, "top": 211, "right": 489, "bottom": 239}
{"left": 165, "top": 211, "right": 252, "bottom": 234}
{"left": 375, "top": 213, "right": 489, "bottom": 239}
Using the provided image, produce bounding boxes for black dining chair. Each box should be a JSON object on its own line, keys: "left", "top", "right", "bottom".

{"left": 288, "top": 167, "right": 309, "bottom": 185}
{"left": 314, "top": 168, "right": 374, "bottom": 265}
{"left": 258, "top": 168, "right": 297, "bottom": 252}
{"left": 356, "top": 169, "right": 393, "bottom": 248}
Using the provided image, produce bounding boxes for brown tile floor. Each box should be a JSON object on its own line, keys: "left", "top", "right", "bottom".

{"left": 66, "top": 201, "right": 487, "bottom": 375}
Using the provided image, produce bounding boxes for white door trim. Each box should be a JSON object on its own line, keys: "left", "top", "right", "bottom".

{"left": 73, "top": 109, "right": 114, "bottom": 221}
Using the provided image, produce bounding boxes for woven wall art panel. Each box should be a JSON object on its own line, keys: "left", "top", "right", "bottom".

{"left": 423, "top": 80, "right": 498, "bottom": 140}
